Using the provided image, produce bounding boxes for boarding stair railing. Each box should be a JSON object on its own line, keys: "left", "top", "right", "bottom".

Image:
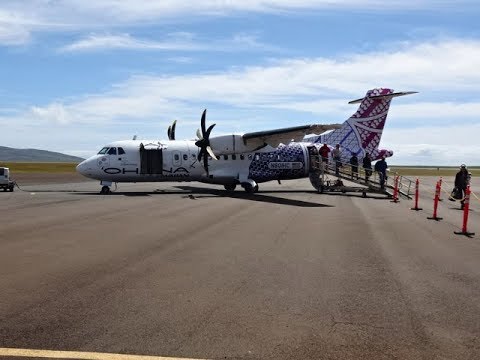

{"left": 310, "top": 157, "right": 414, "bottom": 198}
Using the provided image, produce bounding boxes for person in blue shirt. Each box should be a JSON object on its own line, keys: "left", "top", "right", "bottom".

{"left": 374, "top": 156, "right": 388, "bottom": 189}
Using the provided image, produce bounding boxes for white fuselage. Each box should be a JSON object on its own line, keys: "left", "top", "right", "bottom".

{"left": 76, "top": 139, "right": 312, "bottom": 186}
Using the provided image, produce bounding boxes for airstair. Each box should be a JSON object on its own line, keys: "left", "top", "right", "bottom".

{"left": 308, "top": 157, "right": 414, "bottom": 199}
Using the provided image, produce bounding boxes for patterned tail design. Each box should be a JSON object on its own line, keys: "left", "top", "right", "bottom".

{"left": 315, "top": 88, "right": 395, "bottom": 161}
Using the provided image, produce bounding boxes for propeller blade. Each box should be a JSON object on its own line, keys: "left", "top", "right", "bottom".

{"left": 203, "top": 151, "right": 209, "bottom": 175}
{"left": 167, "top": 126, "right": 172, "bottom": 140}
{"left": 206, "top": 146, "right": 217, "bottom": 160}
{"left": 194, "top": 109, "right": 215, "bottom": 175}
{"left": 171, "top": 120, "right": 177, "bottom": 140}
{"left": 200, "top": 109, "right": 207, "bottom": 136}
{"left": 205, "top": 123, "right": 216, "bottom": 139}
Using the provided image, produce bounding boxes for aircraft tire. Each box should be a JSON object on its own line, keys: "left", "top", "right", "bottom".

{"left": 242, "top": 183, "right": 254, "bottom": 193}
{"left": 224, "top": 184, "right": 236, "bottom": 191}
{"left": 100, "top": 186, "right": 110, "bottom": 195}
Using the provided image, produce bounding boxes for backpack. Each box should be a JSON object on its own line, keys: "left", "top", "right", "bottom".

{"left": 449, "top": 186, "right": 462, "bottom": 201}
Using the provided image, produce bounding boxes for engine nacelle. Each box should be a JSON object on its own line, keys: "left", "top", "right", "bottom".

{"left": 209, "top": 134, "right": 259, "bottom": 155}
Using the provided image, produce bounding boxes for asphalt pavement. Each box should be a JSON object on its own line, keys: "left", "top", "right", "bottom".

{"left": 1, "top": 177, "right": 479, "bottom": 359}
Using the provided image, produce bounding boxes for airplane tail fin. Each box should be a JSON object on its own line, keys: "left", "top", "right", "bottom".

{"left": 315, "top": 88, "right": 416, "bottom": 160}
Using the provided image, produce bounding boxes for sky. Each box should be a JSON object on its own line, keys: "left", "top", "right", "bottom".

{"left": 1, "top": 0, "right": 480, "bottom": 165}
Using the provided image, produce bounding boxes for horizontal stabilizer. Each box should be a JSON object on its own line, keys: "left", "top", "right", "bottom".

{"left": 348, "top": 91, "right": 418, "bottom": 104}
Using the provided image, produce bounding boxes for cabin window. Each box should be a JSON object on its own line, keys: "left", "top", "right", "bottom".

{"left": 183, "top": 154, "right": 188, "bottom": 161}
{"left": 107, "top": 147, "right": 117, "bottom": 155}
{"left": 118, "top": 147, "right": 126, "bottom": 155}
{"left": 224, "top": 155, "right": 228, "bottom": 160}
{"left": 174, "top": 154, "right": 180, "bottom": 161}
{"left": 232, "top": 154, "right": 237, "bottom": 160}
{"left": 97, "top": 147, "right": 109, "bottom": 155}
{"left": 240, "top": 154, "right": 245, "bottom": 160}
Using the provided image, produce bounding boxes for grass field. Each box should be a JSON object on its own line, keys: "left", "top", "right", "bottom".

{"left": 0, "top": 162, "right": 79, "bottom": 173}
{"left": 0, "top": 162, "right": 479, "bottom": 177}
{"left": 390, "top": 166, "right": 480, "bottom": 177}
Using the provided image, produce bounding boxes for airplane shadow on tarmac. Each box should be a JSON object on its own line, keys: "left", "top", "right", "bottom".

{"left": 74, "top": 186, "right": 334, "bottom": 208}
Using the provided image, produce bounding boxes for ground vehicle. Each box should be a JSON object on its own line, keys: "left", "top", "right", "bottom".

{"left": 0, "top": 167, "right": 14, "bottom": 192}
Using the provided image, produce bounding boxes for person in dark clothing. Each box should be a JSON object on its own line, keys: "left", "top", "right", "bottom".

{"left": 362, "top": 152, "right": 372, "bottom": 183}
{"left": 374, "top": 156, "right": 388, "bottom": 189}
{"left": 350, "top": 152, "right": 359, "bottom": 180}
{"left": 455, "top": 164, "right": 469, "bottom": 209}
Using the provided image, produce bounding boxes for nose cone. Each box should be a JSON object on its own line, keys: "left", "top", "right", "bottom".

{"left": 76, "top": 158, "right": 97, "bottom": 179}
{"left": 76, "top": 160, "right": 87, "bottom": 175}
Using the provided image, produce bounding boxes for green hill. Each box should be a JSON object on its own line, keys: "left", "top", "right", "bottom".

{"left": 0, "top": 146, "right": 84, "bottom": 162}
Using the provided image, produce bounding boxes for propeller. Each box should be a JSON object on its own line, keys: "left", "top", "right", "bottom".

{"left": 167, "top": 120, "right": 177, "bottom": 140}
{"left": 195, "top": 109, "right": 217, "bottom": 174}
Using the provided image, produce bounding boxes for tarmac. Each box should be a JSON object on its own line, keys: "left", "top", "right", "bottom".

{"left": 1, "top": 174, "right": 480, "bottom": 359}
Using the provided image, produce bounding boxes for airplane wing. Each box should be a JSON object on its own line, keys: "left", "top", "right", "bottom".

{"left": 242, "top": 123, "right": 341, "bottom": 148}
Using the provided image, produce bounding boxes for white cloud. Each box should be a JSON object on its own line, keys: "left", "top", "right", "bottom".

{"left": 20, "top": 38, "right": 480, "bottom": 124}
{"left": 4, "top": 38, "right": 480, "bottom": 164}
{"left": 0, "top": 0, "right": 478, "bottom": 46}
{"left": 60, "top": 33, "right": 204, "bottom": 53}
{"left": 382, "top": 124, "right": 480, "bottom": 166}
{"left": 0, "top": 9, "right": 36, "bottom": 45}
{"left": 81, "top": 38, "right": 480, "bottom": 109}
{"left": 31, "top": 103, "right": 74, "bottom": 125}
{"left": 34, "top": 0, "right": 480, "bottom": 24}
{"left": 59, "top": 32, "right": 277, "bottom": 53}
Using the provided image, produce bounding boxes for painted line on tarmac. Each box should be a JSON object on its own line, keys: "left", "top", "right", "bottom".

{"left": 0, "top": 348, "right": 208, "bottom": 360}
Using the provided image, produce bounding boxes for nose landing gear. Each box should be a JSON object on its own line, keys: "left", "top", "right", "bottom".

{"left": 99, "top": 181, "right": 113, "bottom": 195}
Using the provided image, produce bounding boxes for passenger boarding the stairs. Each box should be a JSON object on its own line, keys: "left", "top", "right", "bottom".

{"left": 332, "top": 144, "right": 342, "bottom": 176}
{"left": 350, "top": 152, "right": 359, "bottom": 180}
{"left": 363, "top": 152, "right": 372, "bottom": 183}
{"left": 374, "top": 156, "right": 388, "bottom": 190}
{"left": 319, "top": 143, "right": 330, "bottom": 164}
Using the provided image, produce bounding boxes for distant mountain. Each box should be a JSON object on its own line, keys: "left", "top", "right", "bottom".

{"left": 0, "top": 146, "right": 84, "bottom": 162}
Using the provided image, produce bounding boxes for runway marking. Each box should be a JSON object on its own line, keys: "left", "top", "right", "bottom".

{"left": 0, "top": 348, "right": 208, "bottom": 360}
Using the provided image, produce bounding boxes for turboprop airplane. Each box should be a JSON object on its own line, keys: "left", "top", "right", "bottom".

{"left": 76, "top": 88, "right": 416, "bottom": 194}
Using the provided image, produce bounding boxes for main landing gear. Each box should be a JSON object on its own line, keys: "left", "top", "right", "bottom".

{"left": 224, "top": 184, "right": 237, "bottom": 192}
{"left": 224, "top": 182, "right": 259, "bottom": 193}
{"left": 241, "top": 182, "right": 259, "bottom": 193}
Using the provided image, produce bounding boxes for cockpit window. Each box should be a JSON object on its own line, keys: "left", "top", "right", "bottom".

{"left": 118, "top": 147, "right": 126, "bottom": 155}
{"left": 107, "top": 147, "right": 117, "bottom": 155}
{"left": 97, "top": 147, "right": 109, "bottom": 154}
